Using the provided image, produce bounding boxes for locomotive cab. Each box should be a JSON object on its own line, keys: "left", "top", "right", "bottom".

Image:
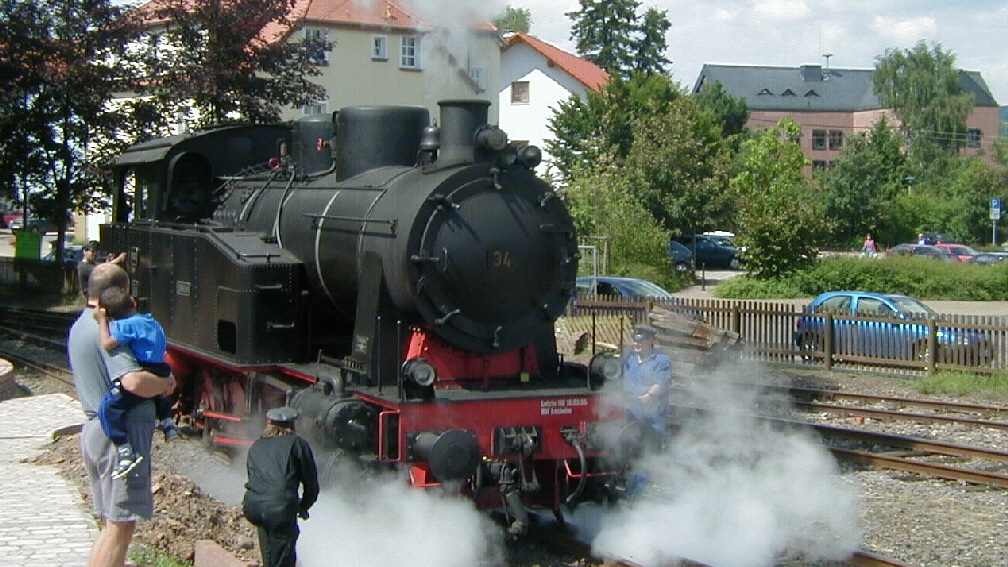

{"left": 108, "top": 124, "right": 292, "bottom": 224}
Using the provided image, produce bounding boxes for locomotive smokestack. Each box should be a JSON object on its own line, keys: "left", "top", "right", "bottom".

{"left": 436, "top": 99, "right": 490, "bottom": 166}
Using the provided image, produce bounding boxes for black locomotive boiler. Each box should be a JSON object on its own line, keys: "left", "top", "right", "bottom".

{"left": 102, "top": 100, "right": 646, "bottom": 526}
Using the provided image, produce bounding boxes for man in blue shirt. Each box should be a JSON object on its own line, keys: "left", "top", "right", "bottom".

{"left": 622, "top": 324, "right": 672, "bottom": 436}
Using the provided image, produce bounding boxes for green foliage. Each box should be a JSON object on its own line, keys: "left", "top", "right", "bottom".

{"left": 631, "top": 8, "right": 672, "bottom": 76}
{"left": 128, "top": 544, "right": 191, "bottom": 567}
{"left": 711, "top": 276, "right": 806, "bottom": 299}
{"left": 875, "top": 157, "right": 1005, "bottom": 246}
{"left": 716, "top": 256, "right": 1008, "bottom": 301}
{"left": 693, "top": 80, "right": 750, "bottom": 138}
{"left": 819, "top": 118, "right": 907, "bottom": 245}
{"left": 873, "top": 41, "right": 975, "bottom": 172}
{"left": 545, "top": 73, "right": 681, "bottom": 183}
{"left": 730, "top": 118, "right": 825, "bottom": 278}
{"left": 493, "top": 6, "right": 531, "bottom": 34}
{"left": 623, "top": 96, "right": 735, "bottom": 233}
{"left": 561, "top": 155, "right": 670, "bottom": 281}
{"left": 918, "top": 371, "right": 1008, "bottom": 401}
{"left": 566, "top": 0, "right": 670, "bottom": 78}
{"left": 944, "top": 157, "right": 1005, "bottom": 244}
{"left": 567, "top": 0, "right": 639, "bottom": 76}
{"left": 0, "top": 0, "right": 141, "bottom": 257}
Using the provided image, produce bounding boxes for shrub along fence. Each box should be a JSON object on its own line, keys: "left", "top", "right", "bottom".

{"left": 566, "top": 295, "right": 1008, "bottom": 376}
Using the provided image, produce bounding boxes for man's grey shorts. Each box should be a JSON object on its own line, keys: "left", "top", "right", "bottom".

{"left": 81, "top": 416, "right": 154, "bottom": 521}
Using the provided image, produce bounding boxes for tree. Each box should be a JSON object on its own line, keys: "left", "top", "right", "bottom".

{"left": 567, "top": 0, "right": 639, "bottom": 76}
{"left": 873, "top": 42, "right": 975, "bottom": 178}
{"left": 493, "top": 6, "right": 531, "bottom": 34}
{"left": 731, "top": 119, "right": 825, "bottom": 278}
{"left": 623, "top": 96, "right": 734, "bottom": 235}
{"left": 561, "top": 154, "right": 671, "bottom": 285}
{"left": 546, "top": 73, "right": 681, "bottom": 182}
{"left": 137, "top": 0, "right": 327, "bottom": 126}
{"left": 631, "top": 8, "right": 671, "bottom": 76}
{"left": 819, "top": 118, "right": 907, "bottom": 246}
{"left": 694, "top": 80, "right": 749, "bottom": 139}
{"left": 0, "top": 0, "right": 141, "bottom": 256}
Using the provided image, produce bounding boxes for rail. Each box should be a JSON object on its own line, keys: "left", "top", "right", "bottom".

{"left": 565, "top": 295, "right": 1008, "bottom": 376}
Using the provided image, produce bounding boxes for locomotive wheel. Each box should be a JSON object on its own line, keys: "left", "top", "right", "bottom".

{"left": 201, "top": 416, "right": 218, "bottom": 449}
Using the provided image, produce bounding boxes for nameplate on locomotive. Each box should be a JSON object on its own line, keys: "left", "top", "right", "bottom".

{"left": 540, "top": 397, "right": 588, "bottom": 415}
{"left": 175, "top": 281, "right": 191, "bottom": 296}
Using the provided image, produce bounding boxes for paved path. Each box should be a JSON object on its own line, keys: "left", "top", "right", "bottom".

{"left": 0, "top": 394, "right": 95, "bottom": 567}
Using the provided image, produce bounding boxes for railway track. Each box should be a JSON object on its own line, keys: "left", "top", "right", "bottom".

{"left": 782, "top": 385, "right": 1008, "bottom": 488}
{"left": 0, "top": 305, "right": 79, "bottom": 339}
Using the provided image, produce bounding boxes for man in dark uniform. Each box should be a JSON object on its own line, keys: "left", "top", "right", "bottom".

{"left": 77, "top": 240, "right": 127, "bottom": 297}
{"left": 243, "top": 406, "right": 319, "bottom": 567}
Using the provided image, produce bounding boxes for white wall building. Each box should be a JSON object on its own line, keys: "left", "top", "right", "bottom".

{"left": 278, "top": 0, "right": 501, "bottom": 123}
{"left": 498, "top": 32, "right": 608, "bottom": 177}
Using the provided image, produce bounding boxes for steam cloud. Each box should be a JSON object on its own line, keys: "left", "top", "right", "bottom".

{"left": 589, "top": 360, "right": 862, "bottom": 567}
{"left": 297, "top": 459, "right": 505, "bottom": 567}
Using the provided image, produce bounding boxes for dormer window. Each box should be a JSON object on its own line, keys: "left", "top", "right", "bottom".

{"left": 781, "top": 89, "right": 796, "bottom": 96}
{"left": 805, "top": 89, "right": 820, "bottom": 97}
{"left": 757, "top": 87, "right": 773, "bottom": 95}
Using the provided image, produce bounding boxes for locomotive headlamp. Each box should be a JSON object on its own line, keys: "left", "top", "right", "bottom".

{"left": 402, "top": 357, "right": 437, "bottom": 387}
{"left": 517, "top": 145, "right": 542, "bottom": 169}
{"left": 475, "top": 125, "right": 508, "bottom": 152}
{"left": 587, "top": 352, "right": 622, "bottom": 390}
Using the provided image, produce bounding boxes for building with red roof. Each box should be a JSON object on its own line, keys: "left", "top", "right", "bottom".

{"left": 499, "top": 32, "right": 609, "bottom": 176}
{"left": 132, "top": 0, "right": 502, "bottom": 124}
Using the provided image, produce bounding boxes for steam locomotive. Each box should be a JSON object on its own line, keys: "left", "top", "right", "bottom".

{"left": 101, "top": 99, "right": 646, "bottom": 527}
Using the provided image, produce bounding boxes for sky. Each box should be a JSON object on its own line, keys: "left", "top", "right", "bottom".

{"left": 501, "top": 0, "right": 1008, "bottom": 105}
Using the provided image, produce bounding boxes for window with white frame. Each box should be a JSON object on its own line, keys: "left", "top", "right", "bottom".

{"left": 400, "top": 35, "right": 421, "bottom": 69}
{"left": 511, "top": 81, "right": 529, "bottom": 104}
{"left": 304, "top": 27, "right": 329, "bottom": 64}
{"left": 303, "top": 99, "right": 329, "bottom": 116}
{"left": 468, "top": 66, "right": 484, "bottom": 90}
{"left": 372, "top": 35, "right": 387, "bottom": 60}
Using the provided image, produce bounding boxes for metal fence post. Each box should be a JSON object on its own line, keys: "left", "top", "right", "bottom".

{"left": 926, "top": 319, "right": 938, "bottom": 376}
{"left": 824, "top": 314, "right": 834, "bottom": 371}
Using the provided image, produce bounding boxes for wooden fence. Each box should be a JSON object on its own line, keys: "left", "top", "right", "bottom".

{"left": 565, "top": 295, "right": 1008, "bottom": 376}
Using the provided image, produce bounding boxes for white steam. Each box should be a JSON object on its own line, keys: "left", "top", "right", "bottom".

{"left": 297, "top": 457, "right": 505, "bottom": 567}
{"left": 590, "top": 361, "right": 862, "bottom": 567}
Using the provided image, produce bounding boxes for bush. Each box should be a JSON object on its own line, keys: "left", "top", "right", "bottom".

{"left": 715, "top": 256, "right": 1008, "bottom": 300}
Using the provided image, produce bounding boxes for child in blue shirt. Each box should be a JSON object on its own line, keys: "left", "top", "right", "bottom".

{"left": 95, "top": 286, "right": 178, "bottom": 479}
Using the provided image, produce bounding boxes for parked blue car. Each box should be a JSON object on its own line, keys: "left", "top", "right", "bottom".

{"left": 575, "top": 276, "right": 673, "bottom": 298}
{"left": 794, "top": 291, "right": 993, "bottom": 365}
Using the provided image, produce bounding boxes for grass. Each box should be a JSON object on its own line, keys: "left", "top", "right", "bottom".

{"left": 917, "top": 370, "right": 1008, "bottom": 403}
{"left": 128, "top": 544, "right": 191, "bottom": 567}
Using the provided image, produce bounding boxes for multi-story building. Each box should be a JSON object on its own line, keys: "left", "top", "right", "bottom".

{"left": 693, "top": 64, "right": 1000, "bottom": 172}
{"left": 283, "top": 0, "right": 501, "bottom": 122}
{"left": 134, "top": 0, "right": 501, "bottom": 126}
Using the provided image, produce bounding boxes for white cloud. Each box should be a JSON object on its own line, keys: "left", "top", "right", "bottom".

{"left": 751, "top": 0, "right": 812, "bottom": 22}
{"left": 870, "top": 15, "right": 939, "bottom": 47}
